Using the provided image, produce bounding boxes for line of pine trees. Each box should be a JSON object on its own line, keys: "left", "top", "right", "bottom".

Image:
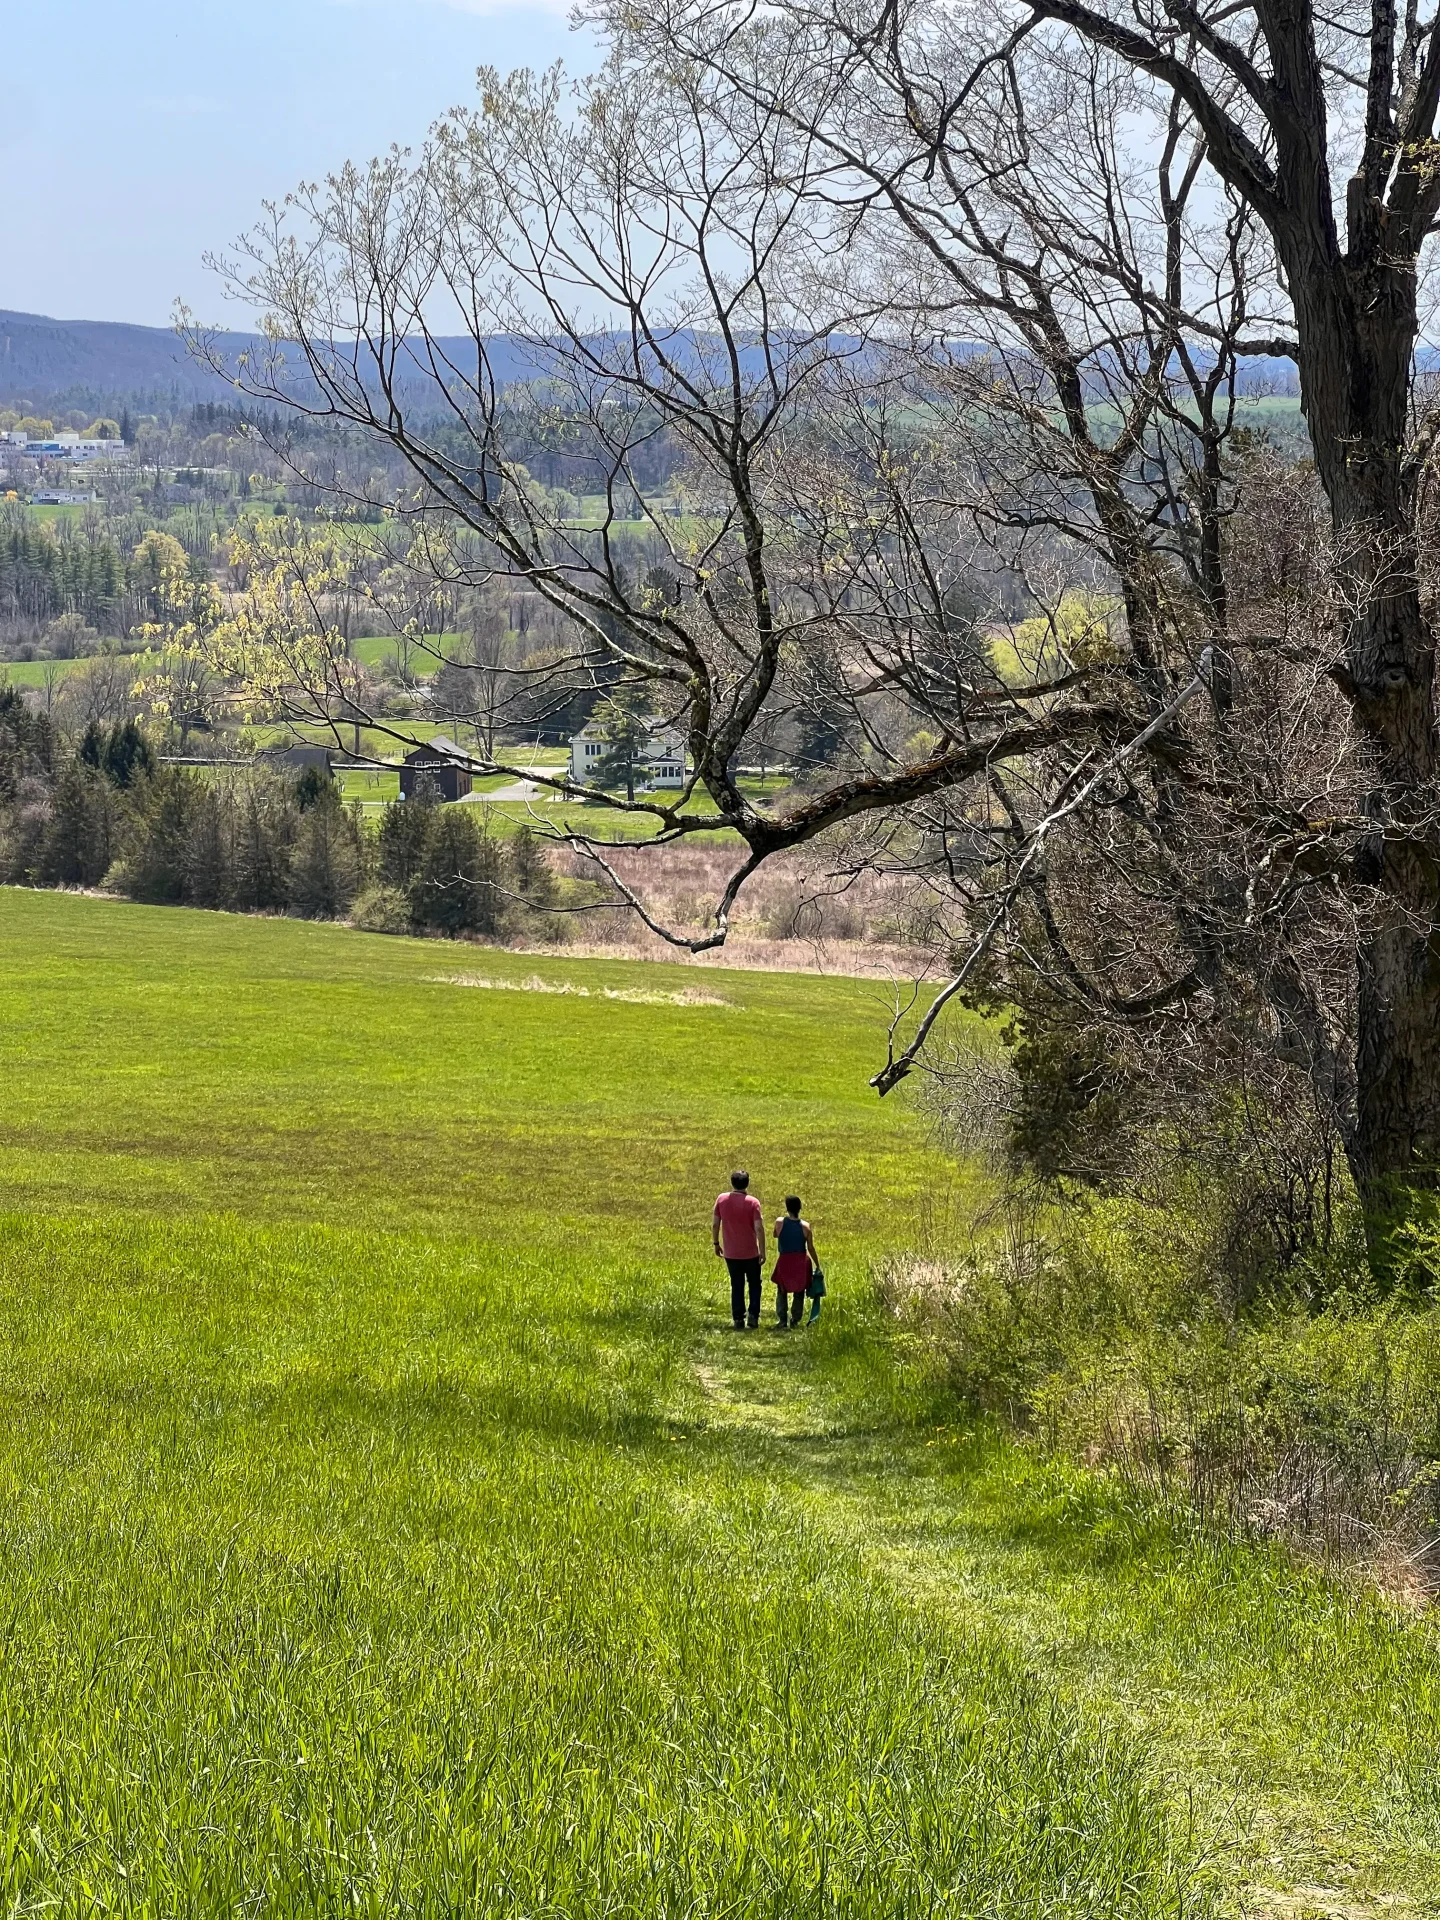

{"left": 0, "top": 517, "right": 127, "bottom": 631}
{"left": 0, "top": 691, "right": 557, "bottom": 935}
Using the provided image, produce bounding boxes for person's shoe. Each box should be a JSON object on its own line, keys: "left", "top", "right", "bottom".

{"left": 732, "top": 1320, "right": 746, "bottom": 1331}
{"left": 746, "top": 1316, "right": 759, "bottom": 1329}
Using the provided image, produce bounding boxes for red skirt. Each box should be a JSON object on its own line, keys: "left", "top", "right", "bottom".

{"left": 773, "top": 1251, "right": 811, "bottom": 1293}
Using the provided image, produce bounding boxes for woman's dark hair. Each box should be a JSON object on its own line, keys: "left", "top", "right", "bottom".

{"left": 731, "top": 1170, "right": 749, "bottom": 1190}
{"left": 785, "top": 1195, "right": 802, "bottom": 1215}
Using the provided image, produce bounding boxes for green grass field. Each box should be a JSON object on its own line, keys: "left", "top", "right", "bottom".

{"left": 0, "top": 656, "right": 82, "bottom": 689}
{"left": 21, "top": 501, "right": 95, "bottom": 524}
{"left": 347, "top": 633, "right": 461, "bottom": 677}
{"left": 2, "top": 889, "right": 1440, "bottom": 1915}
{"left": 0, "top": 649, "right": 157, "bottom": 690}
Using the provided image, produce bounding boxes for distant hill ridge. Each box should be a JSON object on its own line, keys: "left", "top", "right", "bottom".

{"left": 0, "top": 309, "right": 256, "bottom": 403}
{"left": 0, "top": 309, "right": 866, "bottom": 403}
{"left": 0, "top": 309, "right": 545, "bottom": 409}
{"left": 0, "top": 310, "right": 874, "bottom": 416}
{"left": 0, "top": 305, "right": 1307, "bottom": 414}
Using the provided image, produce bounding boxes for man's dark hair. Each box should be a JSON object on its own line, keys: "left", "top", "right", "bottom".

{"left": 785, "top": 1196, "right": 801, "bottom": 1215}
{"left": 731, "top": 1170, "right": 749, "bottom": 1190}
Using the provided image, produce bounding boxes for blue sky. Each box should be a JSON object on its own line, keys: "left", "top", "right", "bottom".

{"left": 4, "top": 0, "right": 584, "bottom": 326}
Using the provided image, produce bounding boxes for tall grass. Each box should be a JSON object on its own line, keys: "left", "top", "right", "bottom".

{"left": 0, "top": 892, "right": 1201, "bottom": 1917}
{"left": 880, "top": 1180, "right": 1440, "bottom": 1593}
{"left": 0, "top": 1214, "right": 1196, "bottom": 1916}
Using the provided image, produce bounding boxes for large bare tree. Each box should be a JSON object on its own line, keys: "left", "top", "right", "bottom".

{"left": 188, "top": 0, "right": 1440, "bottom": 1239}
{"left": 608, "top": 0, "right": 1440, "bottom": 1210}
{"left": 192, "top": 61, "right": 1135, "bottom": 928}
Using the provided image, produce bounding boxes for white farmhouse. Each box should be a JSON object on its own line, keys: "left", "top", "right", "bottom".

{"left": 570, "top": 719, "right": 687, "bottom": 789}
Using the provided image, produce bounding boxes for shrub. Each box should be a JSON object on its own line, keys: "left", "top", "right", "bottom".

{"left": 351, "top": 886, "right": 413, "bottom": 935}
{"left": 880, "top": 1184, "right": 1440, "bottom": 1579}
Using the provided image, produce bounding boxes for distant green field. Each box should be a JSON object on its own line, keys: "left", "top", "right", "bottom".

{"left": 21, "top": 501, "right": 94, "bottom": 524}
{"left": 348, "top": 631, "right": 461, "bottom": 676}
{"left": 3, "top": 891, "right": 1440, "bottom": 1913}
{"left": 254, "top": 718, "right": 454, "bottom": 760}
{"left": 336, "top": 765, "right": 402, "bottom": 806}
{"left": 0, "top": 656, "right": 83, "bottom": 689}
{"left": 476, "top": 795, "right": 745, "bottom": 843}
{"left": 0, "top": 648, "right": 157, "bottom": 689}
{"left": 332, "top": 779, "right": 759, "bottom": 841}
{"left": 1084, "top": 392, "right": 1306, "bottom": 443}
{"left": 477, "top": 774, "right": 789, "bottom": 844}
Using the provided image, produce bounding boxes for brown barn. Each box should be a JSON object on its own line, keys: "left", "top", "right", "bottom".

{"left": 399, "top": 736, "right": 474, "bottom": 803}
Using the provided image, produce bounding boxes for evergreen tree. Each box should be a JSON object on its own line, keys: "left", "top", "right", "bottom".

{"left": 413, "top": 806, "right": 503, "bottom": 935}
{"left": 471, "top": 826, "right": 506, "bottom": 936}
{"left": 288, "top": 787, "right": 362, "bottom": 919}
{"left": 38, "top": 763, "right": 116, "bottom": 887}
{"left": 0, "top": 688, "right": 55, "bottom": 799}
{"left": 377, "top": 784, "right": 437, "bottom": 900}
{"left": 128, "top": 769, "right": 201, "bottom": 904}
{"left": 294, "top": 765, "right": 330, "bottom": 811}
{"left": 507, "top": 825, "right": 557, "bottom": 915}
{"left": 231, "top": 776, "right": 294, "bottom": 912}
{"left": 791, "top": 688, "right": 852, "bottom": 776}
{"left": 183, "top": 788, "right": 231, "bottom": 910}
{"left": 591, "top": 690, "right": 653, "bottom": 802}
{"left": 0, "top": 690, "right": 55, "bottom": 883}
{"left": 81, "top": 719, "right": 153, "bottom": 790}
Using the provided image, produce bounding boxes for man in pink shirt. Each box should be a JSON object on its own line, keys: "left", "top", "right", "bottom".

{"left": 713, "top": 1169, "right": 766, "bottom": 1329}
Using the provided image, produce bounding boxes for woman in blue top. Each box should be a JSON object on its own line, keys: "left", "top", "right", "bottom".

{"left": 771, "top": 1196, "right": 818, "bottom": 1328}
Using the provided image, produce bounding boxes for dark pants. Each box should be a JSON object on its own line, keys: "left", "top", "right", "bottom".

{"left": 776, "top": 1285, "right": 806, "bottom": 1326}
{"left": 726, "top": 1257, "right": 762, "bottom": 1326}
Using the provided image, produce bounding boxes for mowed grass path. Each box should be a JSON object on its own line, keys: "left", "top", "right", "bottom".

{"left": 0, "top": 890, "right": 1438, "bottom": 1916}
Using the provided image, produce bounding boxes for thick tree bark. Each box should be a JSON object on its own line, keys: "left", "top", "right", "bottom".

{"left": 1352, "top": 878, "right": 1440, "bottom": 1200}
{"left": 1282, "top": 211, "right": 1440, "bottom": 1202}
{"left": 1026, "top": 0, "right": 1440, "bottom": 1209}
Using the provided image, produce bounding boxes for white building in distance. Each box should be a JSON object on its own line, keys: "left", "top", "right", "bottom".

{"left": 1, "top": 432, "right": 130, "bottom": 462}
{"left": 570, "top": 719, "right": 686, "bottom": 789}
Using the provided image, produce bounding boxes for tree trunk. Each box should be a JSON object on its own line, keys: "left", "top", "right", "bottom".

{"left": 1286, "top": 228, "right": 1440, "bottom": 1207}
{"left": 1352, "top": 894, "right": 1440, "bottom": 1199}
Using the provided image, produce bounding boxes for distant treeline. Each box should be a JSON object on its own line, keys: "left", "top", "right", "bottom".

{"left": 0, "top": 510, "right": 230, "bottom": 640}
{"left": 0, "top": 518, "right": 127, "bottom": 631}
{"left": 0, "top": 692, "right": 559, "bottom": 936}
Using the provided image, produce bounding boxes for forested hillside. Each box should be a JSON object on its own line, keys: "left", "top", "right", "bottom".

{"left": 0, "top": 309, "right": 545, "bottom": 407}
